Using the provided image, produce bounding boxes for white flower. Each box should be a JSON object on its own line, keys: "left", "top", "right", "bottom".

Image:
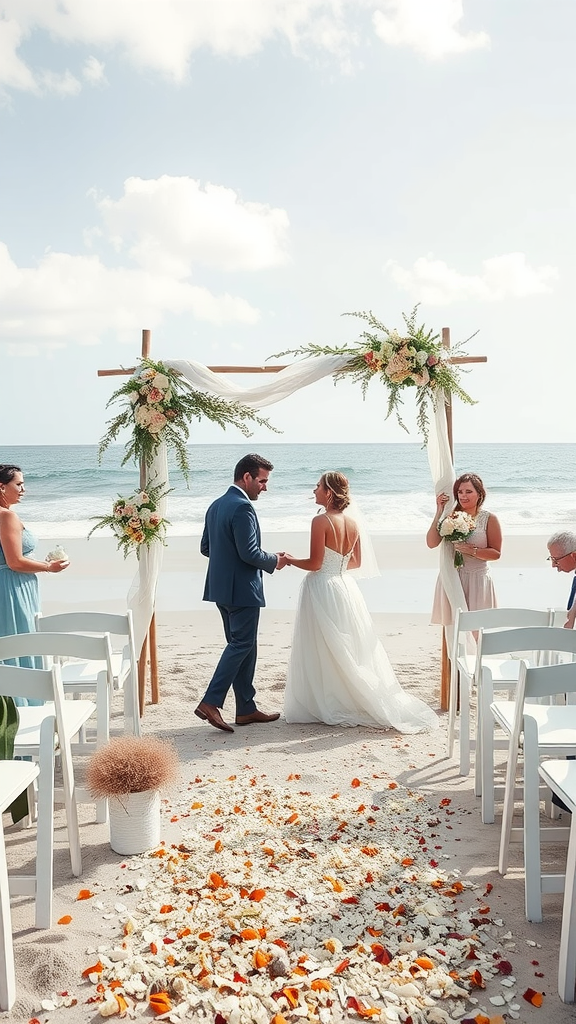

{"left": 46, "top": 544, "right": 68, "bottom": 561}
{"left": 134, "top": 492, "right": 149, "bottom": 506}
{"left": 152, "top": 372, "right": 170, "bottom": 390}
{"left": 134, "top": 405, "right": 152, "bottom": 428}
{"left": 439, "top": 519, "right": 455, "bottom": 536}
{"left": 415, "top": 350, "right": 428, "bottom": 365}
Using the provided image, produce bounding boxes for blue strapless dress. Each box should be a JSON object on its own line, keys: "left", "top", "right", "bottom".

{"left": 0, "top": 525, "right": 43, "bottom": 703}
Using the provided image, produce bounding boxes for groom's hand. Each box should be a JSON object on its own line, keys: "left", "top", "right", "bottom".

{"left": 276, "top": 552, "right": 288, "bottom": 570}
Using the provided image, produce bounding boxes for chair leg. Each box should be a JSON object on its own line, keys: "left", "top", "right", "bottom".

{"left": 95, "top": 674, "right": 110, "bottom": 825}
{"left": 0, "top": 829, "right": 16, "bottom": 1010}
{"left": 447, "top": 665, "right": 458, "bottom": 759}
{"left": 35, "top": 721, "right": 55, "bottom": 929}
{"left": 498, "top": 736, "right": 520, "bottom": 875}
{"left": 58, "top": 745, "right": 82, "bottom": 878}
{"left": 124, "top": 672, "right": 141, "bottom": 739}
{"left": 523, "top": 737, "right": 544, "bottom": 923}
{"left": 459, "top": 675, "right": 471, "bottom": 776}
{"left": 481, "top": 680, "right": 496, "bottom": 824}
{"left": 558, "top": 817, "right": 576, "bottom": 1002}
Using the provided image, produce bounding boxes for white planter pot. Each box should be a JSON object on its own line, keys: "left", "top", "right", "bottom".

{"left": 109, "top": 789, "right": 161, "bottom": 855}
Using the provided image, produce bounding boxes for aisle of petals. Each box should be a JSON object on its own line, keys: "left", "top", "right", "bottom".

{"left": 50, "top": 773, "right": 542, "bottom": 1023}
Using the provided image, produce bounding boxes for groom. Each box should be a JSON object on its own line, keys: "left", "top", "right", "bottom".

{"left": 195, "top": 453, "right": 287, "bottom": 733}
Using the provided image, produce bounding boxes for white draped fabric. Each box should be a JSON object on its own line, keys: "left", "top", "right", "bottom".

{"left": 128, "top": 360, "right": 459, "bottom": 656}
{"left": 426, "top": 391, "right": 466, "bottom": 639}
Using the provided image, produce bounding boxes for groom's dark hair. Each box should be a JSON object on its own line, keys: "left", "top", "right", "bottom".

{"left": 234, "top": 454, "right": 274, "bottom": 481}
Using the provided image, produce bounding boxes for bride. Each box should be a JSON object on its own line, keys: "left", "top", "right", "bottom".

{"left": 284, "top": 472, "right": 439, "bottom": 734}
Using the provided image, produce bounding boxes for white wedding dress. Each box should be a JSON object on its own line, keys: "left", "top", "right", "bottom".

{"left": 284, "top": 544, "right": 439, "bottom": 734}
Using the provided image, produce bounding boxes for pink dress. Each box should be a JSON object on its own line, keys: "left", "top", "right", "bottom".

{"left": 431, "top": 508, "right": 497, "bottom": 625}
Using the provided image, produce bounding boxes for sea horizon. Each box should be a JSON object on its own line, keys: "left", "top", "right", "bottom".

{"left": 1, "top": 442, "right": 574, "bottom": 539}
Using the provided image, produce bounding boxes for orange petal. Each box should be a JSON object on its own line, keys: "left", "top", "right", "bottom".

{"left": 57, "top": 915, "right": 72, "bottom": 925}
{"left": 159, "top": 904, "right": 174, "bottom": 914}
{"left": 311, "top": 978, "right": 331, "bottom": 991}
{"left": 249, "top": 888, "right": 266, "bottom": 902}
{"left": 149, "top": 992, "right": 172, "bottom": 1015}
{"left": 214, "top": 840, "right": 223, "bottom": 853}
{"left": 254, "top": 949, "right": 272, "bottom": 969}
{"left": 334, "top": 957, "right": 350, "bottom": 974}
{"left": 208, "top": 872, "right": 226, "bottom": 889}
{"left": 285, "top": 812, "right": 298, "bottom": 824}
{"left": 81, "top": 960, "right": 104, "bottom": 977}
{"left": 76, "top": 889, "right": 95, "bottom": 901}
{"left": 198, "top": 931, "right": 213, "bottom": 941}
{"left": 282, "top": 986, "right": 300, "bottom": 1007}
{"left": 414, "top": 956, "right": 435, "bottom": 970}
{"left": 240, "top": 928, "right": 260, "bottom": 940}
{"left": 351, "top": 778, "right": 361, "bottom": 788}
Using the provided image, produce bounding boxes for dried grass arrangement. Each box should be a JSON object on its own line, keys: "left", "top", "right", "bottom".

{"left": 87, "top": 736, "right": 179, "bottom": 798}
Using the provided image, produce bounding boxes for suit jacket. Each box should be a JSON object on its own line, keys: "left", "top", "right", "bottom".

{"left": 201, "top": 486, "right": 277, "bottom": 607}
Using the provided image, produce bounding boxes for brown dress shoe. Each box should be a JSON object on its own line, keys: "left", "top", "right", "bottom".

{"left": 235, "top": 709, "right": 281, "bottom": 726}
{"left": 195, "top": 702, "right": 234, "bottom": 733}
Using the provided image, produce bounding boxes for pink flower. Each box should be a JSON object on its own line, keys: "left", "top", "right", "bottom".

{"left": 149, "top": 513, "right": 161, "bottom": 527}
{"left": 385, "top": 346, "right": 412, "bottom": 383}
{"left": 147, "top": 387, "right": 164, "bottom": 404}
{"left": 427, "top": 354, "right": 439, "bottom": 367}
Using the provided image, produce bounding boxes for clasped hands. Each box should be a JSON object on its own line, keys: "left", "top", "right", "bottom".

{"left": 275, "top": 552, "right": 294, "bottom": 570}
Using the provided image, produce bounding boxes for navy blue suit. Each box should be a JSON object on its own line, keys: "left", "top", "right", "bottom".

{"left": 200, "top": 486, "right": 277, "bottom": 714}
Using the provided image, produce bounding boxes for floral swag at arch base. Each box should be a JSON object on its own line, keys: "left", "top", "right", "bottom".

{"left": 97, "top": 309, "right": 478, "bottom": 664}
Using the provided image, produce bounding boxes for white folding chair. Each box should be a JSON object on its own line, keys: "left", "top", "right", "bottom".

{"left": 490, "top": 656, "right": 576, "bottom": 922}
{"left": 480, "top": 626, "right": 576, "bottom": 825}
{"left": 35, "top": 611, "right": 140, "bottom": 738}
{"left": 538, "top": 760, "right": 576, "bottom": 1003}
{"left": 447, "top": 607, "right": 552, "bottom": 777}
{"left": 0, "top": 661, "right": 95, "bottom": 926}
{"left": 0, "top": 761, "right": 40, "bottom": 1009}
{"left": 0, "top": 632, "right": 113, "bottom": 823}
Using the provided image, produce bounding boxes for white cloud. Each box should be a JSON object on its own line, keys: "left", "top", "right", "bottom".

{"left": 82, "top": 55, "right": 106, "bottom": 84}
{"left": 94, "top": 175, "right": 290, "bottom": 275}
{"left": 37, "top": 68, "right": 82, "bottom": 96}
{"left": 0, "top": 0, "right": 488, "bottom": 93}
{"left": 0, "top": 242, "right": 261, "bottom": 350}
{"left": 373, "top": 0, "right": 489, "bottom": 60}
{"left": 385, "top": 253, "right": 559, "bottom": 304}
{"left": 0, "top": 17, "right": 38, "bottom": 93}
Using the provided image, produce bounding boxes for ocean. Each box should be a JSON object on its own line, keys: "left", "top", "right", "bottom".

{"left": 1, "top": 443, "right": 574, "bottom": 538}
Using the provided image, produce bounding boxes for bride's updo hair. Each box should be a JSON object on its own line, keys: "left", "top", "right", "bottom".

{"left": 320, "top": 471, "right": 351, "bottom": 512}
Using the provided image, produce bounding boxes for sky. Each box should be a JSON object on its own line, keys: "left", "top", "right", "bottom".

{"left": 1, "top": 0, "right": 575, "bottom": 448}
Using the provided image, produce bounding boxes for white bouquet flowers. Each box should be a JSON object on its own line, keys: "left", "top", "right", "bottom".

{"left": 438, "top": 511, "right": 476, "bottom": 567}
{"left": 46, "top": 544, "right": 68, "bottom": 562}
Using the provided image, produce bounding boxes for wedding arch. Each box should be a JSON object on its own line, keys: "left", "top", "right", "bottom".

{"left": 97, "top": 321, "right": 487, "bottom": 714}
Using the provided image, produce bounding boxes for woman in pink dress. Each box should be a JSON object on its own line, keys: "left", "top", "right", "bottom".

{"left": 427, "top": 473, "right": 502, "bottom": 625}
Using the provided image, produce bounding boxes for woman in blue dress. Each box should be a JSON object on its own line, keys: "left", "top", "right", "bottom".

{"left": 0, "top": 464, "right": 69, "bottom": 701}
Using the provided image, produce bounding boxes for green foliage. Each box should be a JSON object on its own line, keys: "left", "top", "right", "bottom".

{"left": 98, "top": 359, "right": 280, "bottom": 482}
{"left": 272, "top": 305, "right": 477, "bottom": 443}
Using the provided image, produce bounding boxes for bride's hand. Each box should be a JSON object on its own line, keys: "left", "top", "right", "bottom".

{"left": 435, "top": 492, "right": 450, "bottom": 514}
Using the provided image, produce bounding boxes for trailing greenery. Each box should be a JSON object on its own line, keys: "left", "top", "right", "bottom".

{"left": 272, "top": 306, "right": 476, "bottom": 442}
{"left": 98, "top": 359, "right": 280, "bottom": 482}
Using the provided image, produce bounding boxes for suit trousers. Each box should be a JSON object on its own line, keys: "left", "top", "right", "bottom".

{"left": 202, "top": 605, "right": 260, "bottom": 714}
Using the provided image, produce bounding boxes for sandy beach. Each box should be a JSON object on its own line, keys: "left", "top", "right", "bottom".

{"left": 4, "top": 531, "right": 574, "bottom": 1022}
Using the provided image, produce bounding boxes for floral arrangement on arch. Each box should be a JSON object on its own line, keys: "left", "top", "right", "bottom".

{"left": 88, "top": 483, "right": 169, "bottom": 558}
{"left": 272, "top": 306, "right": 476, "bottom": 441}
{"left": 98, "top": 358, "right": 278, "bottom": 481}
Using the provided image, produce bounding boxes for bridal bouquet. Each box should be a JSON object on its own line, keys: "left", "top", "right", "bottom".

{"left": 98, "top": 358, "right": 278, "bottom": 482}
{"left": 438, "top": 510, "right": 476, "bottom": 567}
{"left": 88, "top": 484, "right": 169, "bottom": 557}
